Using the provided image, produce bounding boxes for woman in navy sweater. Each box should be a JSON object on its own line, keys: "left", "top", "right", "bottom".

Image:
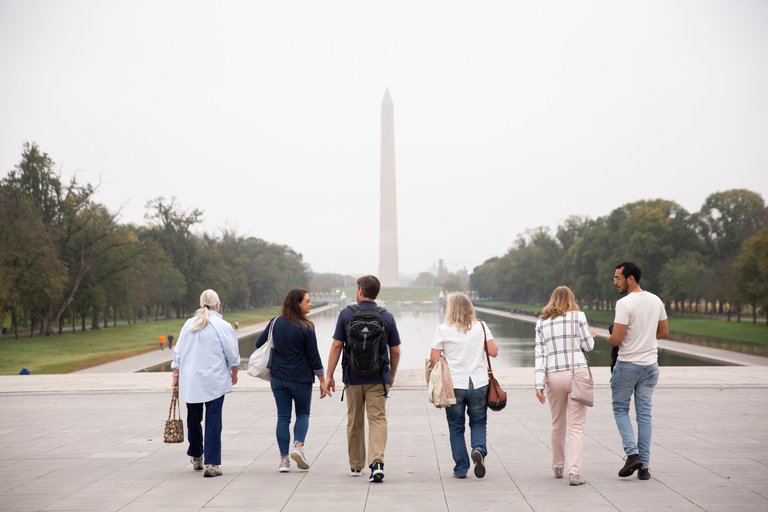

{"left": 256, "top": 288, "right": 329, "bottom": 472}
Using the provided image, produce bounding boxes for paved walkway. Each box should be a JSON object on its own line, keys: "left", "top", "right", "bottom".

{"left": 1, "top": 370, "right": 766, "bottom": 512}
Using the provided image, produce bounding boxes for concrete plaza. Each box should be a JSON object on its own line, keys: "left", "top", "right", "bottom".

{"left": 1, "top": 364, "right": 767, "bottom": 512}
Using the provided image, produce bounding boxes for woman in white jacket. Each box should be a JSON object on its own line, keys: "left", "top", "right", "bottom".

{"left": 534, "top": 286, "right": 596, "bottom": 486}
{"left": 430, "top": 293, "right": 498, "bottom": 479}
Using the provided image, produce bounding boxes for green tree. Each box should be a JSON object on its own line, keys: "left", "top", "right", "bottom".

{"left": 732, "top": 224, "right": 768, "bottom": 324}
{"left": 700, "top": 189, "right": 766, "bottom": 260}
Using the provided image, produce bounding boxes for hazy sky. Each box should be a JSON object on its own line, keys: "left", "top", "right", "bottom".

{"left": 2, "top": 1, "right": 767, "bottom": 278}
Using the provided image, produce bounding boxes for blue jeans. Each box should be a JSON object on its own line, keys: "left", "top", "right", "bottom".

{"left": 271, "top": 377, "right": 312, "bottom": 456}
{"left": 444, "top": 379, "right": 488, "bottom": 476}
{"left": 187, "top": 395, "right": 225, "bottom": 465}
{"left": 611, "top": 361, "right": 659, "bottom": 468}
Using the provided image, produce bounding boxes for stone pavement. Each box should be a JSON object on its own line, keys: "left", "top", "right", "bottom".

{"left": 1, "top": 368, "right": 767, "bottom": 512}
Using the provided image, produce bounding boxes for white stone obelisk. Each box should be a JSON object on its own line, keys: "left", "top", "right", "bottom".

{"left": 379, "top": 89, "right": 399, "bottom": 287}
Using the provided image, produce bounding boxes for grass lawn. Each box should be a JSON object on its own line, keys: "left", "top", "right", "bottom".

{"left": 0, "top": 306, "right": 280, "bottom": 375}
{"left": 476, "top": 301, "right": 768, "bottom": 347}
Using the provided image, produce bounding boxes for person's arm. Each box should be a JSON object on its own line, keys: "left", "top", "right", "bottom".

{"left": 230, "top": 365, "right": 238, "bottom": 386}
{"left": 656, "top": 319, "right": 669, "bottom": 340}
{"left": 429, "top": 348, "right": 442, "bottom": 368}
{"left": 534, "top": 323, "right": 546, "bottom": 404}
{"left": 607, "top": 323, "right": 627, "bottom": 347}
{"left": 486, "top": 338, "right": 499, "bottom": 358}
{"left": 318, "top": 374, "right": 330, "bottom": 398}
{"left": 389, "top": 345, "right": 400, "bottom": 385}
{"left": 534, "top": 322, "right": 546, "bottom": 396}
{"left": 326, "top": 339, "right": 343, "bottom": 393}
{"left": 578, "top": 313, "right": 596, "bottom": 351}
{"left": 480, "top": 322, "right": 498, "bottom": 357}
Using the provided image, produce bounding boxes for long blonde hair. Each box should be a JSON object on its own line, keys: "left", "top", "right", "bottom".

{"left": 191, "top": 289, "right": 220, "bottom": 332}
{"left": 445, "top": 293, "right": 476, "bottom": 333}
{"left": 539, "top": 286, "right": 579, "bottom": 320}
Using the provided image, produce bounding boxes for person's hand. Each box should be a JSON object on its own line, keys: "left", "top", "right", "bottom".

{"left": 327, "top": 376, "right": 335, "bottom": 393}
{"left": 319, "top": 382, "right": 331, "bottom": 399}
{"left": 536, "top": 389, "right": 546, "bottom": 404}
{"left": 172, "top": 374, "right": 179, "bottom": 391}
{"left": 589, "top": 330, "right": 597, "bottom": 338}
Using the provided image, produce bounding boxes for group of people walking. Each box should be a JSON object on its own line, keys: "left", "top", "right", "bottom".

{"left": 170, "top": 261, "right": 667, "bottom": 487}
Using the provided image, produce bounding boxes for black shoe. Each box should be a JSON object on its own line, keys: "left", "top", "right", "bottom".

{"left": 618, "top": 454, "right": 642, "bottom": 477}
{"left": 638, "top": 467, "right": 651, "bottom": 480}
{"left": 471, "top": 449, "right": 486, "bottom": 479}
{"left": 369, "top": 462, "right": 384, "bottom": 482}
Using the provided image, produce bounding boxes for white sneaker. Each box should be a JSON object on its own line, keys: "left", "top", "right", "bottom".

{"left": 290, "top": 445, "right": 310, "bottom": 470}
{"left": 191, "top": 456, "right": 203, "bottom": 471}
{"left": 278, "top": 459, "right": 290, "bottom": 472}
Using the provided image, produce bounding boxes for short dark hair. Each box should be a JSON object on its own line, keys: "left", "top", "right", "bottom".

{"left": 616, "top": 261, "right": 641, "bottom": 283}
{"left": 357, "top": 275, "right": 381, "bottom": 300}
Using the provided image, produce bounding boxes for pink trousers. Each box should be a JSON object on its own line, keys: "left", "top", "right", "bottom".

{"left": 545, "top": 369, "right": 589, "bottom": 476}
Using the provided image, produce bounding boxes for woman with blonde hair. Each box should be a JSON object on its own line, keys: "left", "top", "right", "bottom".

{"left": 172, "top": 289, "right": 241, "bottom": 478}
{"left": 535, "top": 286, "right": 596, "bottom": 486}
{"left": 430, "top": 293, "right": 498, "bottom": 479}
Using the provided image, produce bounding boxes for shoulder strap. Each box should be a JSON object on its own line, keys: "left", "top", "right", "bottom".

{"left": 480, "top": 321, "right": 494, "bottom": 378}
{"left": 348, "top": 304, "right": 361, "bottom": 313}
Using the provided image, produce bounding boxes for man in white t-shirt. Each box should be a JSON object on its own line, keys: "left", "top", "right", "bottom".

{"left": 607, "top": 261, "right": 668, "bottom": 482}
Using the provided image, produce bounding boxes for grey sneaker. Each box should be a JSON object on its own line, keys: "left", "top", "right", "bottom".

{"left": 290, "top": 444, "right": 310, "bottom": 470}
{"left": 471, "top": 449, "right": 486, "bottom": 479}
{"left": 203, "top": 464, "right": 222, "bottom": 477}
{"left": 278, "top": 459, "right": 290, "bottom": 472}
{"left": 553, "top": 466, "right": 563, "bottom": 478}
{"left": 569, "top": 474, "right": 586, "bottom": 486}
{"left": 191, "top": 456, "right": 203, "bottom": 471}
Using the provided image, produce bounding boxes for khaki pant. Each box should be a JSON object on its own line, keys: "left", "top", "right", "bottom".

{"left": 545, "top": 369, "right": 589, "bottom": 476}
{"left": 345, "top": 383, "right": 389, "bottom": 470}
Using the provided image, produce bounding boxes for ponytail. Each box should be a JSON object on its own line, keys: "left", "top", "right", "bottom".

{"left": 191, "top": 289, "right": 220, "bottom": 332}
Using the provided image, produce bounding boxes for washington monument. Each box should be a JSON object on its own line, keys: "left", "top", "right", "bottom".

{"left": 379, "top": 89, "right": 399, "bottom": 287}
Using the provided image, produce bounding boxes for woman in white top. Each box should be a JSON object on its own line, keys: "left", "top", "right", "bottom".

{"left": 431, "top": 293, "right": 499, "bottom": 479}
{"left": 534, "top": 286, "right": 596, "bottom": 486}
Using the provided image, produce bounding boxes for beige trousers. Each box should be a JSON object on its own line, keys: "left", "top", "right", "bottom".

{"left": 545, "top": 369, "right": 589, "bottom": 476}
{"left": 345, "top": 383, "right": 389, "bottom": 470}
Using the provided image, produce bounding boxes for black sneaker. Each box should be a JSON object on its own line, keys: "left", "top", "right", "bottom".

{"left": 638, "top": 467, "right": 651, "bottom": 480}
{"left": 618, "top": 454, "right": 642, "bottom": 477}
{"left": 471, "top": 449, "right": 486, "bottom": 479}
{"left": 369, "top": 462, "right": 384, "bottom": 482}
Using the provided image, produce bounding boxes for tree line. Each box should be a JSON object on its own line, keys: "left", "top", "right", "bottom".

{"left": 0, "top": 143, "right": 308, "bottom": 339}
{"left": 470, "top": 190, "right": 768, "bottom": 323}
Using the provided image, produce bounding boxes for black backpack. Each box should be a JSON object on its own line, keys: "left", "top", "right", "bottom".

{"left": 343, "top": 304, "right": 388, "bottom": 397}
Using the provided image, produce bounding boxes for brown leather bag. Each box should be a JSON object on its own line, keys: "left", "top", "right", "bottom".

{"left": 481, "top": 322, "right": 507, "bottom": 411}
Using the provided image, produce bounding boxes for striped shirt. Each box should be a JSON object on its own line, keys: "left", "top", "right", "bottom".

{"left": 534, "top": 311, "right": 594, "bottom": 389}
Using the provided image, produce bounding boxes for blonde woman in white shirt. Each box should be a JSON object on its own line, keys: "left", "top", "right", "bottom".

{"left": 431, "top": 293, "right": 498, "bottom": 479}
{"left": 534, "top": 286, "right": 596, "bottom": 486}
